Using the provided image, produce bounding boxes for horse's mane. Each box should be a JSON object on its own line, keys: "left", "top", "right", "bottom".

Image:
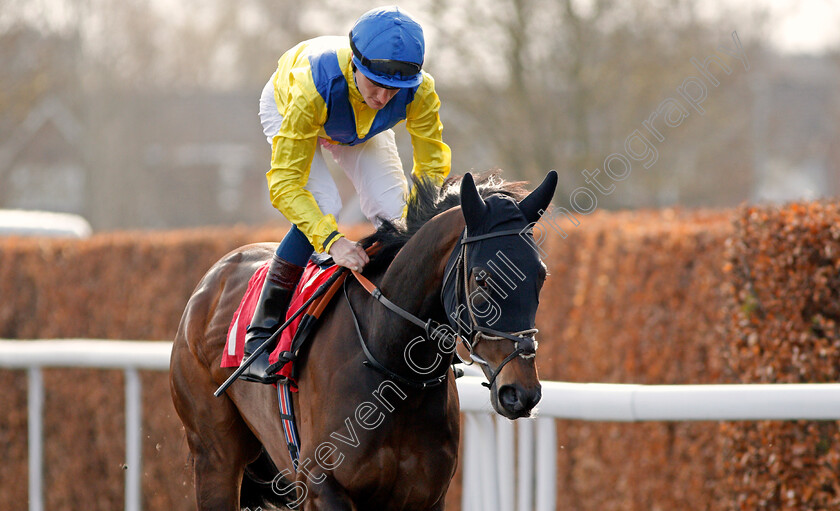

{"left": 362, "top": 171, "right": 529, "bottom": 272}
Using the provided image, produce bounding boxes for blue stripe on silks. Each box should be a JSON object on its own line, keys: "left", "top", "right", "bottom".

{"left": 308, "top": 49, "right": 417, "bottom": 146}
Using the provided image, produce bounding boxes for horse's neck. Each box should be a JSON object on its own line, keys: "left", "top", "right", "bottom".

{"left": 381, "top": 209, "right": 463, "bottom": 317}
{"left": 366, "top": 209, "right": 464, "bottom": 366}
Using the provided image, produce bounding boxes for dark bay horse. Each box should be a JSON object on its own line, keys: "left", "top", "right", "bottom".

{"left": 170, "top": 171, "right": 557, "bottom": 510}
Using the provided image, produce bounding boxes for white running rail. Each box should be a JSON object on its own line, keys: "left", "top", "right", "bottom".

{"left": 455, "top": 367, "right": 840, "bottom": 511}
{"left": 0, "top": 340, "right": 171, "bottom": 511}
{"left": 3, "top": 339, "right": 840, "bottom": 511}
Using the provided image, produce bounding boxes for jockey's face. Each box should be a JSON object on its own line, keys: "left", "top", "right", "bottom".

{"left": 354, "top": 69, "right": 400, "bottom": 110}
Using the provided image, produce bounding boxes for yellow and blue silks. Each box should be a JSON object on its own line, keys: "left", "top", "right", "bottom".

{"left": 267, "top": 36, "right": 451, "bottom": 253}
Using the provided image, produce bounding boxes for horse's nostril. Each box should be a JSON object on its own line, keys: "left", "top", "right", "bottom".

{"left": 499, "top": 384, "right": 541, "bottom": 415}
{"left": 498, "top": 385, "right": 519, "bottom": 409}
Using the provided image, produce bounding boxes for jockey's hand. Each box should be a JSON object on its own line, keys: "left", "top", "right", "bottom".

{"left": 329, "top": 237, "right": 369, "bottom": 272}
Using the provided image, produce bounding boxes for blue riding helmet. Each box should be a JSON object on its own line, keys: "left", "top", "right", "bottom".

{"left": 349, "top": 6, "right": 425, "bottom": 88}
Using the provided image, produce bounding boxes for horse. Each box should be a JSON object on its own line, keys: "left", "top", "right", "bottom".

{"left": 169, "top": 170, "right": 558, "bottom": 510}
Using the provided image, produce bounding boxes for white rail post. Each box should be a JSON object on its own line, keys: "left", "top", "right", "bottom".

{"left": 535, "top": 417, "right": 557, "bottom": 511}
{"left": 27, "top": 367, "right": 44, "bottom": 511}
{"left": 462, "top": 413, "right": 483, "bottom": 511}
{"left": 495, "top": 415, "right": 515, "bottom": 511}
{"left": 125, "top": 368, "right": 142, "bottom": 511}
{"left": 476, "top": 414, "right": 499, "bottom": 511}
{"left": 516, "top": 418, "right": 534, "bottom": 511}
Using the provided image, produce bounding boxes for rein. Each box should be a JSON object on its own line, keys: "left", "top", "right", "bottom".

{"left": 344, "top": 272, "right": 449, "bottom": 389}
{"left": 346, "top": 226, "right": 538, "bottom": 391}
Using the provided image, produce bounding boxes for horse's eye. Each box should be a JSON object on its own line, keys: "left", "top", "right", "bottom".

{"left": 474, "top": 268, "right": 492, "bottom": 288}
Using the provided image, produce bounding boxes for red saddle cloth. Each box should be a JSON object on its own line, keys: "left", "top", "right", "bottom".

{"left": 221, "top": 260, "right": 340, "bottom": 384}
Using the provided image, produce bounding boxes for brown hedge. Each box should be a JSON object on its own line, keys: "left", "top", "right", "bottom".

{"left": 0, "top": 202, "right": 838, "bottom": 510}
{"left": 720, "top": 202, "right": 840, "bottom": 510}
{"left": 536, "top": 208, "right": 734, "bottom": 510}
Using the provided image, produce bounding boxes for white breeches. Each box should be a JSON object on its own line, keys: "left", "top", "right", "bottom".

{"left": 258, "top": 74, "right": 408, "bottom": 225}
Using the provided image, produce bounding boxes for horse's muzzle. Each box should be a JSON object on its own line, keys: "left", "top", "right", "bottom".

{"left": 498, "top": 383, "right": 542, "bottom": 418}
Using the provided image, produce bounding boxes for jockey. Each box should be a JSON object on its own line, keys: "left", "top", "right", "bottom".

{"left": 241, "top": 6, "right": 451, "bottom": 382}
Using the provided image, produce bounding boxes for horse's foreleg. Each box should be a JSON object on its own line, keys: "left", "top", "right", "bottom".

{"left": 171, "top": 341, "right": 261, "bottom": 510}
{"left": 299, "top": 474, "right": 356, "bottom": 511}
{"left": 190, "top": 448, "right": 246, "bottom": 511}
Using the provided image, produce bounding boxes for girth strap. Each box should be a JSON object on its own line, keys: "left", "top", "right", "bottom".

{"left": 277, "top": 381, "right": 301, "bottom": 470}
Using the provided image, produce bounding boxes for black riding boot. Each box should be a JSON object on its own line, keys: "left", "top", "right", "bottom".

{"left": 239, "top": 254, "right": 304, "bottom": 383}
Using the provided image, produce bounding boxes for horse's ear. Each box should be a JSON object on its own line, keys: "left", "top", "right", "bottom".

{"left": 460, "top": 173, "right": 487, "bottom": 226}
{"left": 518, "top": 170, "right": 558, "bottom": 223}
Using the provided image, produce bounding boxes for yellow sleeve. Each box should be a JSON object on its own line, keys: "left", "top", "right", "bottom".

{"left": 266, "top": 70, "right": 343, "bottom": 253}
{"left": 406, "top": 72, "right": 451, "bottom": 187}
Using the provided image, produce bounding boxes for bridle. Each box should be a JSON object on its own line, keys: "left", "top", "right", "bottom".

{"left": 345, "top": 225, "right": 539, "bottom": 390}
{"left": 441, "top": 228, "right": 538, "bottom": 389}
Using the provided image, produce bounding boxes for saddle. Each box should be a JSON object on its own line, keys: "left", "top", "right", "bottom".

{"left": 221, "top": 251, "right": 345, "bottom": 389}
{"left": 264, "top": 254, "right": 344, "bottom": 385}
